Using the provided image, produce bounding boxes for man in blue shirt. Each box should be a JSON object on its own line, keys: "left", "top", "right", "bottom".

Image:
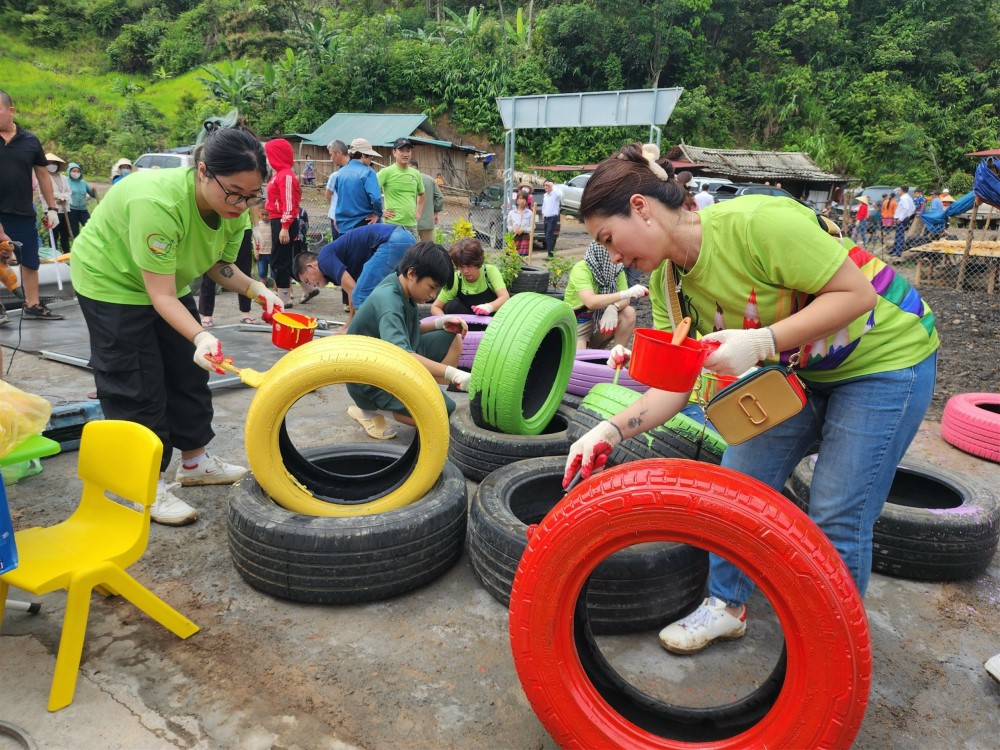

{"left": 334, "top": 138, "right": 383, "bottom": 233}
{"left": 293, "top": 223, "right": 415, "bottom": 325}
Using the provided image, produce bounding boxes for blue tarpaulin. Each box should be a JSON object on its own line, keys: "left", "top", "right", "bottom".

{"left": 918, "top": 191, "right": 976, "bottom": 234}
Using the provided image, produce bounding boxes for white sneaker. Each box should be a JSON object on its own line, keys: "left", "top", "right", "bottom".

{"left": 174, "top": 454, "right": 248, "bottom": 487}
{"left": 658, "top": 596, "right": 747, "bottom": 654}
{"left": 150, "top": 482, "right": 198, "bottom": 526}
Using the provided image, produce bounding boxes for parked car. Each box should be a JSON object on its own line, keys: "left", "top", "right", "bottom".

{"left": 469, "top": 183, "right": 555, "bottom": 251}
{"left": 712, "top": 183, "right": 798, "bottom": 202}
{"left": 689, "top": 176, "right": 733, "bottom": 194}
{"left": 849, "top": 186, "right": 900, "bottom": 217}
{"left": 558, "top": 173, "right": 591, "bottom": 215}
{"left": 133, "top": 152, "right": 194, "bottom": 170}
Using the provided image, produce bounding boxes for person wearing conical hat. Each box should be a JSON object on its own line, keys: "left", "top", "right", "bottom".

{"left": 852, "top": 195, "right": 871, "bottom": 246}
{"left": 45, "top": 152, "right": 72, "bottom": 254}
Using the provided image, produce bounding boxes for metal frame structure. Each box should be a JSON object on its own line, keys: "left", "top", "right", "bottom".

{"left": 495, "top": 88, "right": 683, "bottom": 211}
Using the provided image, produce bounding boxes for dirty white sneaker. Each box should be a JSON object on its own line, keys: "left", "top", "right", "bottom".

{"left": 174, "top": 454, "right": 248, "bottom": 487}
{"left": 150, "top": 482, "right": 198, "bottom": 526}
{"left": 658, "top": 596, "right": 747, "bottom": 655}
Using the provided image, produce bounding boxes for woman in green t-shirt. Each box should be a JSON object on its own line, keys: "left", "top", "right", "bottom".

{"left": 565, "top": 142, "right": 938, "bottom": 657}
{"left": 430, "top": 237, "right": 510, "bottom": 317}
{"left": 71, "top": 117, "right": 283, "bottom": 527}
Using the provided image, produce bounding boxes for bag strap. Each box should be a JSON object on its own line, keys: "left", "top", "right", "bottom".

{"left": 662, "top": 260, "right": 686, "bottom": 332}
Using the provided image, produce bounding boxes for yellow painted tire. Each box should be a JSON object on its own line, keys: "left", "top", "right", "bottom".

{"left": 244, "top": 335, "right": 449, "bottom": 516}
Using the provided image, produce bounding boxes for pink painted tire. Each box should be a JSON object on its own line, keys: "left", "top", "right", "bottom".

{"left": 421, "top": 314, "right": 493, "bottom": 370}
{"left": 567, "top": 349, "right": 650, "bottom": 396}
{"left": 941, "top": 393, "right": 1000, "bottom": 463}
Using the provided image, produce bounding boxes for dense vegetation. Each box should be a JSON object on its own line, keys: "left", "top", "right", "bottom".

{"left": 4, "top": 0, "right": 998, "bottom": 191}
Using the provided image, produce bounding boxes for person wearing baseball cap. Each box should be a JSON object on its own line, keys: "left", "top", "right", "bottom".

{"left": 335, "top": 138, "right": 383, "bottom": 233}
{"left": 377, "top": 137, "right": 425, "bottom": 235}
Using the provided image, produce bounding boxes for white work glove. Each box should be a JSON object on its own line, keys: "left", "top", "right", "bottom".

{"left": 434, "top": 315, "right": 468, "bottom": 337}
{"left": 563, "top": 420, "right": 623, "bottom": 487}
{"left": 606, "top": 345, "right": 631, "bottom": 370}
{"left": 245, "top": 280, "right": 283, "bottom": 318}
{"left": 45, "top": 209, "right": 59, "bottom": 230}
{"left": 471, "top": 303, "right": 494, "bottom": 316}
{"left": 444, "top": 365, "right": 472, "bottom": 392}
{"left": 193, "top": 331, "right": 226, "bottom": 374}
{"left": 702, "top": 328, "right": 776, "bottom": 376}
{"left": 619, "top": 284, "right": 649, "bottom": 300}
{"left": 598, "top": 305, "right": 619, "bottom": 334}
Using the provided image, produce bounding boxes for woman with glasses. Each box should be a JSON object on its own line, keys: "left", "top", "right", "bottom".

{"left": 70, "top": 113, "right": 283, "bottom": 527}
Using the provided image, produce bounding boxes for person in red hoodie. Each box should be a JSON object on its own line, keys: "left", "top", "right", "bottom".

{"left": 264, "top": 138, "right": 302, "bottom": 308}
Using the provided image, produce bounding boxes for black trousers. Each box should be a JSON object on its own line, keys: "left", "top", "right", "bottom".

{"left": 78, "top": 292, "right": 215, "bottom": 472}
{"left": 270, "top": 217, "right": 299, "bottom": 288}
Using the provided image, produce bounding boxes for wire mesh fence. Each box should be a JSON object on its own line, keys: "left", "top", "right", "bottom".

{"left": 848, "top": 206, "right": 1000, "bottom": 295}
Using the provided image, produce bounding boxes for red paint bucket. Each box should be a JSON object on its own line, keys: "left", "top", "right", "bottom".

{"left": 271, "top": 312, "right": 317, "bottom": 350}
{"left": 699, "top": 371, "right": 739, "bottom": 402}
{"left": 628, "top": 328, "right": 719, "bottom": 392}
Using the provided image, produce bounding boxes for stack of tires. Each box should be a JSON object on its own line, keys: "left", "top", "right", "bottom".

{"left": 448, "top": 293, "right": 577, "bottom": 481}
{"left": 508, "top": 265, "right": 549, "bottom": 295}
{"left": 227, "top": 335, "right": 468, "bottom": 603}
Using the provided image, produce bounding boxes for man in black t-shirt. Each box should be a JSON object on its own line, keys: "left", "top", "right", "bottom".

{"left": 0, "top": 89, "right": 64, "bottom": 320}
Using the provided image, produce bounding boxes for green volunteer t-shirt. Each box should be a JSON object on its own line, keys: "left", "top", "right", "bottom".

{"left": 347, "top": 273, "right": 419, "bottom": 352}
{"left": 70, "top": 168, "right": 248, "bottom": 305}
{"left": 377, "top": 164, "right": 425, "bottom": 228}
{"left": 563, "top": 260, "right": 627, "bottom": 310}
{"left": 648, "top": 196, "right": 938, "bottom": 383}
{"left": 435, "top": 264, "right": 506, "bottom": 306}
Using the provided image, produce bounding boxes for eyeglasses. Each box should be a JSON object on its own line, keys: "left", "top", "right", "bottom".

{"left": 207, "top": 170, "right": 265, "bottom": 207}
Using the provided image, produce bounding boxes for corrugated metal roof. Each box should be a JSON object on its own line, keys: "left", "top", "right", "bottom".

{"left": 298, "top": 113, "right": 427, "bottom": 147}
{"left": 297, "top": 113, "right": 478, "bottom": 152}
{"left": 667, "top": 144, "right": 843, "bottom": 182}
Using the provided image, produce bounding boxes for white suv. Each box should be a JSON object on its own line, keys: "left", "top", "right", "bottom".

{"left": 133, "top": 152, "right": 194, "bottom": 170}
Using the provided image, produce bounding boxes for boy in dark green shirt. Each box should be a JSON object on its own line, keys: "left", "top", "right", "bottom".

{"left": 346, "top": 242, "right": 470, "bottom": 438}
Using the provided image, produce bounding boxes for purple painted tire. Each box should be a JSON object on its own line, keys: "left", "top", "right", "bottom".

{"left": 567, "top": 349, "right": 650, "bottom": 396}
{"left": 422, "top": 314, "right": 493, "bottom": 370}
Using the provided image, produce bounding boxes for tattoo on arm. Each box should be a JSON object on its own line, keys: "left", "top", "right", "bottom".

{"left": 219, "top": 265, "right": 235, "bottom": 278}
{"left": 627, "top": 416, "right": 644, "bottom": 430}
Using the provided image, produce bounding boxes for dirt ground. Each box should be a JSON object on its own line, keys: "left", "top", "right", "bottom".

{"left": 1, "top": 224, "right": 999, "bottom": 750}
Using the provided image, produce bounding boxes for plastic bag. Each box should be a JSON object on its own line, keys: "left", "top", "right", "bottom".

{"left": 0, "top": 380, "right": 53, "bottom": 459}
{"left": 1, "top": 472, "right": 17, "bottom": 573}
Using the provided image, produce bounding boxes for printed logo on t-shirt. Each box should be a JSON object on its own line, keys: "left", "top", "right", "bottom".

{"left": 146, "top": 233, "right": 175, "bottom": 255}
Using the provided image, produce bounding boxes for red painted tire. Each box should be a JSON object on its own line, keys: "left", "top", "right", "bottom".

{"left": 509, "top": 459, "right": 871, "bottom": 749}
{"left": 941, "top": 393, "right": 1000, "bottom": 463}
{"left": 422, "top": 314, "right": 493, "bottom": 370}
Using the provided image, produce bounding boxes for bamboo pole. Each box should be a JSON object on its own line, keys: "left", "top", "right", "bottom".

{"left": 956, "top": 197, "right": 980, "bottom": 290}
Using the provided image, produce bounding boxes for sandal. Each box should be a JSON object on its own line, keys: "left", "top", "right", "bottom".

{"left": 347, "top": 405, "right": 397, "bottom": 439}
{"left": 201, "top": 317, "right": 214, "bottom": 328}
{"left": 241, "top": 316, "right": 259, "bottom": 325}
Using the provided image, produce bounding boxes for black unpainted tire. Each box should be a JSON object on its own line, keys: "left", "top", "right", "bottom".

{"left": 787, "top": 455, "right": 1000, "bottom": 581}
{"left": 509, "top": 265, "right": 550, "bottom": 294}
{"left": 448, "top": 402, "right": 574, "bottom": 482}
{"left": 227, "top": 444, "right": 468, "bottom": 603}
{"left": 469, "top": 457, "right": 707, "bottom": 634}
{"left": 469, "top": 292, "right": 575, "bottom": 435}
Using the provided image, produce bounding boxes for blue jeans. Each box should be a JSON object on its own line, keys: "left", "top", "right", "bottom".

{"left": 891, "top": 219, "right": 909, "bottom": 256}
{"left": 352, "top": 227, "right": 414, "bottom": 310}
{"left": 852, "top": 218, "right": 868, "bottom": 246}
{"left": 710, "top": 353, "right": 937, "bottom": 604}
{"left": 543, "top": 215, "right": 559, "bottom": 256}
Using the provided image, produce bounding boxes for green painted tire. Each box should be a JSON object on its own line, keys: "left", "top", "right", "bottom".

{"left": 469, "top": 292, "right": 576, "bottom": 436}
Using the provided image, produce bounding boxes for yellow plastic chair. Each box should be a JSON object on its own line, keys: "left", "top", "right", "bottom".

{"left": 0, "top": 420, "right": 199, "bottom": 711}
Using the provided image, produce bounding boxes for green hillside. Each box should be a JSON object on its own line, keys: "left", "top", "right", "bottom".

{"left": 5, "top": 0, "right": 1000, "bottom": 190}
